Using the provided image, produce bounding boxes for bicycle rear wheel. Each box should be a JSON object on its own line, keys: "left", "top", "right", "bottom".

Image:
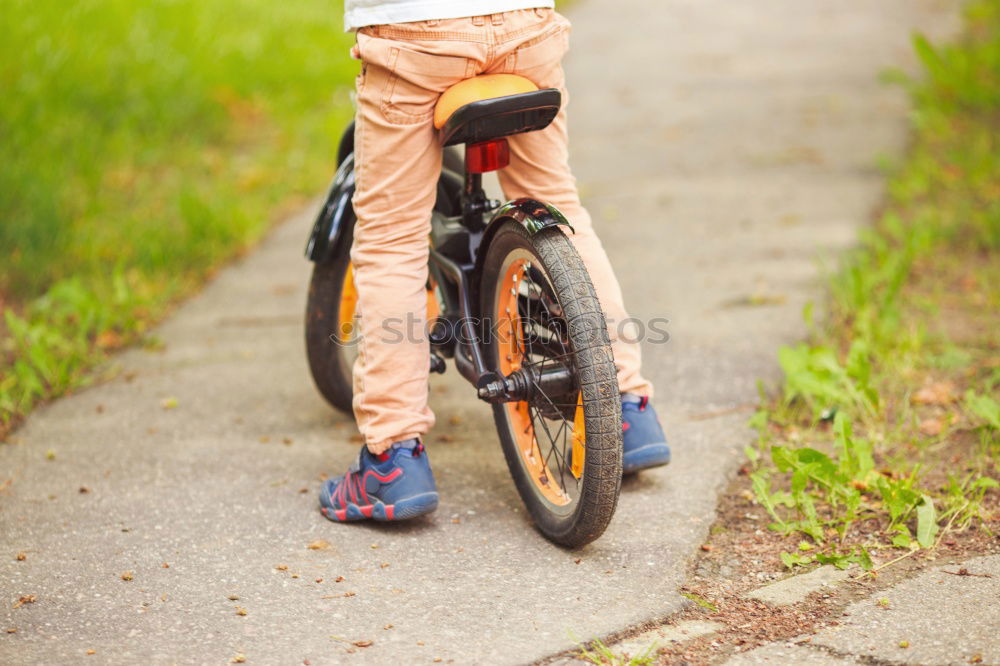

{"left": 480, "top": 220, "right": 623, "bottom": 547}
{"left": 306, "top": 162, "right": 460, "bottom": 415}
{"left": 306, "top": 240, "right": 442, "bottom": 415}
{"left": 305, "top": 226, "right": 359, "bottom": 414}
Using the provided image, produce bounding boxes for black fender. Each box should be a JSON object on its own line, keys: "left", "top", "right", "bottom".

{"left": 473, "top": 198, "right": 574, "bottom": 274}
{"left": 305, "top": 123, "right": 356, "bottom": 265}
{"left": 337, "top": 121, "right": 355, "bottom": 166}
{"left": 304, "top": 153, "right": 355, "bottom": 264}
{"left": 305, "top": 123, "right": 466, "bottom": 264}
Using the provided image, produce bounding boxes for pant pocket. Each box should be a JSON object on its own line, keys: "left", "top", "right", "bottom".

{"left": 380, "top": 45, "right": 469, "bottom": 125}
{"left": 511, "top": 23, "right": 570, "bottom": 87}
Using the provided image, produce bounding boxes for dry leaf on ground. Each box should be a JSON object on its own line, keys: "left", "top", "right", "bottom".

{"left": 321, "top": 591, "right": 357, "bottom": 599}
{"left": 912, "top": 381, "right": 955, "bottom": 405}
{"left": 95, "top": 331, "right": 123, "bottom": 350}
{"left": 919, "top": 418, "right": 944, "bottom": 436}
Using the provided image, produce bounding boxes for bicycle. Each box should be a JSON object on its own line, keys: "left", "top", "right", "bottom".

{"left": 304, "top": 74, "right": 623, "bottom": 547}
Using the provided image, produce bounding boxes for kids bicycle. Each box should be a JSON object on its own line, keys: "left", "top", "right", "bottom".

{"left": 304, "top": 74, "right": 623, "bottom": 547}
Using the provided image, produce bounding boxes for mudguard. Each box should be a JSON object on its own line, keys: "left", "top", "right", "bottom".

{"left": 474, "top": 198, "right": 574, "bottom": 270}
{"left": 305, "top": 122, "right": 356, "bottom": 264}
{"left": 492, "top": 198, "right": 573, "bottom": 235}
{"left": 305, "top": 122, "right": 465, "bottom": 265}
{"left": 304, "top": 152, "right": 355, "bottom": 265}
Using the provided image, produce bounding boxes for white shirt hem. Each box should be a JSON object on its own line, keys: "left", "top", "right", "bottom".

{"left": 344, "top": 1, "right": 555, "bottom": 31}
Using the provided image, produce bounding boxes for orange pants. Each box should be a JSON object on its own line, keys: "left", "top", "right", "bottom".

{"left": 350, "top": 8, "right": 653, "bottom": 453}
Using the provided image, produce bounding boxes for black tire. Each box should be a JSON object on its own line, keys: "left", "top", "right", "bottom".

{"left": 480, "top": 221, "right": 623, "bottom": 548}
{"left": 305, "top": 221, "right": 356, "bottom": 415}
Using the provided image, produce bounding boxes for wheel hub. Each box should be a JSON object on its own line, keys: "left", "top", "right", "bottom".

{"left": 477, "top": 365, "right": 576, "bottom": 406}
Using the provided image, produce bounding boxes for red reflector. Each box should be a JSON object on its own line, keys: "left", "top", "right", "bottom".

{"left": 466, "top": 139, "right": 510, "bottom": 174}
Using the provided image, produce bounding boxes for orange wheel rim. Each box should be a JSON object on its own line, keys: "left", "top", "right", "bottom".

{"left": 497, "top": 257, "right": 572, "bottom": 507}
{"left": 570, "top": 392, "right": 585, "bottom": 480}
{"left": 340, "top": 264, "right": 440, "bottom": 343}
{"left": 426, "top": 276, "right": 441, "bottom": 322}
{"left": 339, "top": 262, "right": 358, "bottom": 342}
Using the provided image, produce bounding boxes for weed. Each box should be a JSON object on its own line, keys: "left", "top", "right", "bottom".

{"left": 680, "top": 592, "right": 718, "bottom": 613}
{"left": 748, "top": 0, "right": 1000, "bottom": 570}
{"left": 965, "top": 390, "right": 1000, "bottom": 430}
{"left": 578, "top": 638, "right": 657, "bottom": 666}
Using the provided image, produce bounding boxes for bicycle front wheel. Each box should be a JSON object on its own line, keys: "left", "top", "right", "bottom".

{"left": 480, "top": 220, "right": 623, "bottom": 548}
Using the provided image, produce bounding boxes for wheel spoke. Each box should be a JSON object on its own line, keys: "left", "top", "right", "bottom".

{"left": 514, "top": 265, "right": 583, "bottom": 499}
{"left": 530, "top": 404, "right": 571, "bottom": 495}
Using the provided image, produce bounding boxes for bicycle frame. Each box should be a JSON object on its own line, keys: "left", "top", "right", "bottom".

{"left": 305, "top": 122, "right": 574, "bottom": 400}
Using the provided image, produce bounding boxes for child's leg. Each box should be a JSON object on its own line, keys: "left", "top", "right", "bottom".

{"left": 495, "top": 16, "right": 655, "bottom": 399}
{"left": 349, "top": 28, "right": 473, "bottom": 453}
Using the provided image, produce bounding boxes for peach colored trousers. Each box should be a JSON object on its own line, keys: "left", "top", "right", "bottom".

{"left": 350, "top": 8, "right": 653, "bottom": 453}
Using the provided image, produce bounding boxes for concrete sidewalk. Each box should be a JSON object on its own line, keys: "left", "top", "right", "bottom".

{"left": 727, "top": 555, "right": 1000, "bottom": 665}
{"left": 1, "top": 0, "right": 958, "bottom": 663}
{"left": 552, "top": 556, "right": 1000, "bottom": 664}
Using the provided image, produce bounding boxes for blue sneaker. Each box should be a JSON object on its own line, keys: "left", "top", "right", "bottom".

{"left": 622, "top": 394, "right": 671, "bottom": 474}
{"left": 319, "top": 439, "right": 439, "bottom": 522}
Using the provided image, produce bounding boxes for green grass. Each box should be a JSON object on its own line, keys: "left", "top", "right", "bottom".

{"left": 0, "top": 1, "right": 358, "bottom": 434}
{"left": 747, "top": 0, "right": 1000, "bottom": 570}
{"left": 577, "top": 638, "right": 658, "bottom": 666}
{"left": 680, "top": 591, "right": 718, "bottom": 613}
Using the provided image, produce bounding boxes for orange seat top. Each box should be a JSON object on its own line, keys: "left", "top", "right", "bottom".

{"left": 433, "top": 74, "right": 539, "bottom": 130}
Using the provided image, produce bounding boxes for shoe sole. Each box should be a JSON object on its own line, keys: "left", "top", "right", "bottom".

{"left": 320, "top": 491, "right": 439, "bottom": 522}
{"left": 623, "top": 442, "right": 671, "bottom": 475}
